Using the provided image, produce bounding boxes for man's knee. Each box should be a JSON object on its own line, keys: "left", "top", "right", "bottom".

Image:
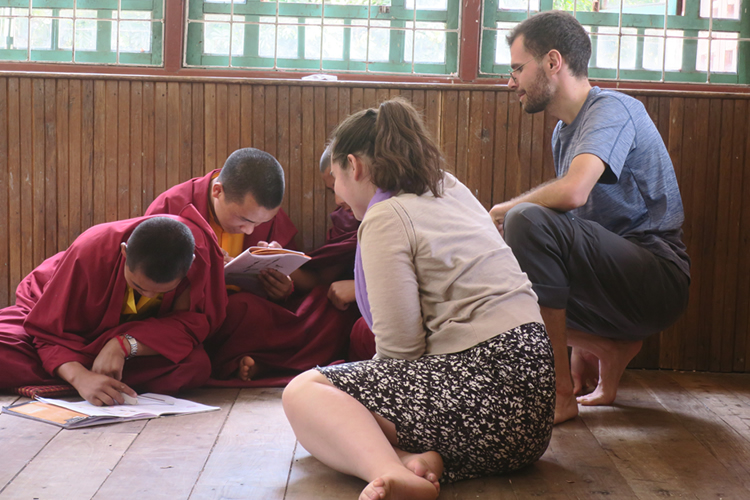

{"left": 504, "top": 203, "right": 563, "bottom": 251}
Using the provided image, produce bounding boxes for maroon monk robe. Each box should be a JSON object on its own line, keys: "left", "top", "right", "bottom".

{"left": 304, "top": 206, "right": 359, "bottom": 271}
{"left": 0, "top": 205, "right": 227, "bottom": 395}
{"left": 348, "top": 317, "right": 376, "bottom": 362}
{"left": 205, "top": 207, "right": 364, "bottom": 387}
{"left": 307, "top": 207, "right": 376, "bottom": 363}
{"left": 145, "top": 169, "right": 298, "bottom": 249}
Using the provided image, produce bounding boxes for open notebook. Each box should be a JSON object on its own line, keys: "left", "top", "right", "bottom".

{"left": 2, "top": 393, "right": 219, "bottom": 429}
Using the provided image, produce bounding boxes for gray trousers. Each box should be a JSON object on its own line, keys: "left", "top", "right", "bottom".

{"left": 503, "top": 203, "right": 689, "bottom": 341}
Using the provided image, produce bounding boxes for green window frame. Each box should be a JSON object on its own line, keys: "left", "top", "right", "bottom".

{"left": 0, "top": 0, "right": 164, "bottom": 66}
{"left": 481, "top": 0, "right": 750, "bottom": 84}
{"left": 185, "top": 0, "right": 460, "bottom": 76}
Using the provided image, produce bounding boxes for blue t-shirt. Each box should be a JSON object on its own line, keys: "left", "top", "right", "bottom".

{"left": 552, "top": 87, "right": 690, "bottom": 277}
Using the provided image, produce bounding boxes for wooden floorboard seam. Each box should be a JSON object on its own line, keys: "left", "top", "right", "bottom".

{"left": 283, "top": 440, "right": 299, "bottom": 500}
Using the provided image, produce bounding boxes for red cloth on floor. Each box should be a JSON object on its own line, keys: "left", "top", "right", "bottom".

{"left": 0, "top": 206, "right": 227, "bottom": 395}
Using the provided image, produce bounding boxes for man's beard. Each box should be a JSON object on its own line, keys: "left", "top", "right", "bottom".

{"left": 522, "top": 68, "right": 553, "bottom": 114}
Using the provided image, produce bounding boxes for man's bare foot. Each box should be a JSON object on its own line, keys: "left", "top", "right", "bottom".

{"left": 396, "top": 450, "right": 443, "bottom": 491}
{"left": 571, "top": 347, "right": 599, "bottom": 396}
{"left": 359, "top": 468, "right": 439, "bottom": 500}
{"left": 236, "top": 356, "right": 262, "bottom": 381}
{"left": 575, "top": 338, "right": 642, "bottom": 406}
{"left": 554, "top": 391, "right": 579, "bottom": 424}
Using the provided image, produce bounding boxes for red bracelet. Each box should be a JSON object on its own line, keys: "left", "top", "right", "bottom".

{"left": 115, "top": 335, "right": 129, "bottom": 357}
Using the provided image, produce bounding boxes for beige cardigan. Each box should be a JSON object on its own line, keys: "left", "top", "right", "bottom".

{"left": 359, "top": 172, "right": 544, "bottom": 360}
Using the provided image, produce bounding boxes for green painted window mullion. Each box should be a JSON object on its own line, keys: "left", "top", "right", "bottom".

{"left": 678, "top": 0, "right": 702, "bottom": 75}
{"left": 244, "top": 16, "right": 260, "bottom": 59}
{"left": 446, "top": 30, "right": 458, "bottom": 73}
{"left": 682, "top": 30, "right": 699, "bottom": 74}
{"left": 390, "top": 0, "right": 406, "bottom": 67}
{"left": 446, "top": 0, "right": 459, "bottom": 73}
{"left": 297, "top": 18, "right": 305, "bottom": 66}
{"left": 51, "top": 8, "right": 60, "bottom": 50}
{"left": 184, "top": 0, "right": 204, "bottom": 65}
{"left": 739, "top": 0, "right": 749, "bottom": 83}
{"left": 635, "top": 27, "right": 644, "bottom": 71}
{"left": 390, "top": 26, "right": 405, "bottom": 66}
{"left": 186, "top": 0, "right": 206, "bottom": 20}
{"left": 184, "top": 25, "right": 203, "bottom": 66}
{"left": 590, "top": 25, "right": 599, "bottom": 72}
{"left": 480, "top": 0, "right": 498, "bottom": 73}
{"left": 96, "top": 8, "right": 112, "bottom": 57}
{"left": 151, "top": 19, "right": 162, "bottom": 65}
{"left": 446, "top": 0, "right": 460, "bottom": 30}
{"left": 482, "top": 0, "right": 498, "bottom": 28}
{"left": 343, "top": 19, "right": 351, "bottom": 62}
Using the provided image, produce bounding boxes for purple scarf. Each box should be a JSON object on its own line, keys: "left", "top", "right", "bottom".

{"left": 355, "top": 188, "right": 394, "bottom": 329}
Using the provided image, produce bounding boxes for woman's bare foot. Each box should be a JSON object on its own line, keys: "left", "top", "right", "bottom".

{"left": 554, "top": 391, "right": 579, "bottom": 424}
{"left": 396, "top": 450, "right": 443, "bottom": 491}
{"left": 359, "top": 468, "right": 439, "bottom": 500}
{"left": 236, "top": 356, "right": 262, "bottom": 381}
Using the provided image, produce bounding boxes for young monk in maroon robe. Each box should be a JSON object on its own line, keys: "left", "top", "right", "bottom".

{"left": 0, "top": 207, "right": 227, "bottom": 405}
{"left": 146, "top": 148, "right": 299, "bottom": 300}
{"left": 213, "top": 149, "right": 367, "bottom": 384}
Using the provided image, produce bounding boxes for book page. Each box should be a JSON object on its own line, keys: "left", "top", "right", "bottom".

{"left": 36, "top": 393, "right": 219, "bottom": 418}
{"left": 224, "top": 246, "right": 311, "bottom": 294}
{"left": 4, "top": 401, "right": 89, "bottom": 427}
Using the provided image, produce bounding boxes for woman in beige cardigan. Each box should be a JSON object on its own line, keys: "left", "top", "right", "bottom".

{"left": 282, "top": 98, "right": 555, "bottom": 500}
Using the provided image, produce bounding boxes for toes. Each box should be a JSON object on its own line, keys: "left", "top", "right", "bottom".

{"left": 359, "top": 479, "right": 386, "bottom": 500}
{"left": 407, "top": 460, "right": 428, "bottom": 478}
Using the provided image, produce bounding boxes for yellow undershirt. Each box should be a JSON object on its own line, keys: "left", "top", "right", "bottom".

{"left": 121, "top": 286, "right": 163, "bottom": 323}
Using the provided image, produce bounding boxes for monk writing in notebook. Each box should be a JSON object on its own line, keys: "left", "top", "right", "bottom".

{"left": 0, "top": 207, "right": 227, "bottom": 406}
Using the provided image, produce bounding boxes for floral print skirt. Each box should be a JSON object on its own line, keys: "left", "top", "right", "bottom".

{"left": 317, "top": 322, "right": 556, "bottom": 483}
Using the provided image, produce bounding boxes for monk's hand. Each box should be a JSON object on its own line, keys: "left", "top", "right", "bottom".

{"left": 258, "top": 269, "right": 293, "bottom": 300}
{"left": 256, "top": 240, "right": 283, "bottom": 249}
{"left": 488, "top": 201, "right": 513, "bottom": 237}
{"left": 77, "top": 371, "right": 137, "bottom": 406}
{"left": 91, "top": 337, "right": 127, "bottom": 381}
{"left": 221, "top": 248, "right": 233, "bottom": 264}
{"left": 328, "top": 280, "right": 355, "bottom": 311}
{"left": 57, "top": 362, "right": 136, "bottom": 407}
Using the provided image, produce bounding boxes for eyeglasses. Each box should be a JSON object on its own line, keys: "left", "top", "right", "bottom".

{"left": 508, "top": 51, "right": 549, "bottom": 84}
{"left": 508, "top": 57, "right": 537, "bottom": 84}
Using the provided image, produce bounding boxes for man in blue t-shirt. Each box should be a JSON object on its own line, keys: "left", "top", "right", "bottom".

{"left": 489, "top": 11, "right": 690, "bottom": 424}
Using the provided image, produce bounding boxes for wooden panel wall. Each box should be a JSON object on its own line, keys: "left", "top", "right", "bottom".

{"left": 0, "top": 75, "right": 748, "bottom": 373}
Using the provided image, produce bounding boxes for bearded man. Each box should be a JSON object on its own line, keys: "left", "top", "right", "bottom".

{"left": 489, "top": 11, "right": 690, "bottom": 424}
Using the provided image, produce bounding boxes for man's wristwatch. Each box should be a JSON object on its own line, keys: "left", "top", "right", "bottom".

{"left": 124, "top": 335, "right": 138, "bottom": 360}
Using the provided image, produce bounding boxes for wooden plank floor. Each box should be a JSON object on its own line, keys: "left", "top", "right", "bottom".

{"left": 2, "top": 370, "right": 750, "bottom": 500}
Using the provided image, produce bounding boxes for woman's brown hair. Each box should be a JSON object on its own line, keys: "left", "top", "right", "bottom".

{"left": 330, "top": 97, "right": 444, "bottom": 197}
